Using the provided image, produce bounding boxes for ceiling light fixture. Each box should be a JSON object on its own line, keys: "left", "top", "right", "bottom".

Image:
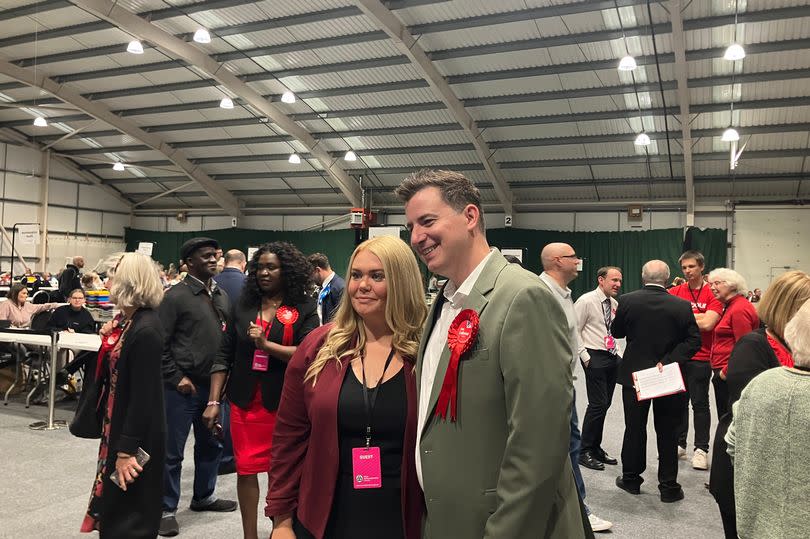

{"left": 721, "top": 127, "right": 740, "bottom": 142}
{"left": 344, "top": 150, "right": 357, "bottom": 161}
{"left": 193, "top": 28, "right": 211, "bottom": 44}
{"left": 723, "top": 43, "right": 745, "bottom": 61}
{"left": 112, "top": 162, "right": 125, "bottom": 171}
{"left": 618, "top": 55, "right": 637, "bottom": 71}
{"left": 288, "top": 153, "right": 301, "bottom": 164}
{"left": 281, "top": 91, "right": 296, "bottom": 104}
{"left": 634, "top": 132, "right": 651, "bottom": 146}
{"left": 127, "top": 40, "right": 144, "bottom": 54}
{"left": 219, "top": 97, "right": 234, "bottom": 109}
{"left": 33, "top": 116, "right": 48, "bottom": 127}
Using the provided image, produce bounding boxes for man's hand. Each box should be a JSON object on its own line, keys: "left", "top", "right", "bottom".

{"left": 719, "top": 370, "right": 727, "bottom": 381}
{"left": 657, "top": 362, "right": 664, "bottom": 373}
{"left": 177, "top": 376, "right": 197, "bottom": 395}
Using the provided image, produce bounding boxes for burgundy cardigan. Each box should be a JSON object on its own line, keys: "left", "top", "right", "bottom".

{"left": 265, "top": 324, "right": 423, "bottom": 539}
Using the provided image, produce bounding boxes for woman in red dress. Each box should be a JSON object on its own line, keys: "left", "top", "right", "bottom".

{"left": 205, "top": 242, "right": 319, "bottom": 539}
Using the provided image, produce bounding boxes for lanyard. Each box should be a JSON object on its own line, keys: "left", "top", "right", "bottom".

{"left": 360, "top": 348, "right": 396, "bottom": 448}
{"left": 256, "top": 308, "right": 274, "bottom": 339}
{"left": 689, "top": 284, "right": 706, "bottom": 313}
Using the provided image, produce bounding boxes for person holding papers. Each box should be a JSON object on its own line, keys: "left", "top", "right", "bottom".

{"left": 611, "top": 260, "right": 701, "bottom": 503}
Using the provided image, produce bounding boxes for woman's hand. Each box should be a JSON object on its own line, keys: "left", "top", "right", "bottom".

{"left": 100, "top": 318, "right": 119, "bottom": 337}
{"left": 248, "top": 322, "right": 268, "bottom": 350}
{"left": 719, "top": 370, "right": 727, "bottom": 381}
{"left": 202, "top": 403, "right": 220, "bottom": 431}
{"left": 114, "top": 453, "right": 143, "bottom": 491}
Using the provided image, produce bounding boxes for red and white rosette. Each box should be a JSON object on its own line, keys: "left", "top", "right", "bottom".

{"left": 435, "top": 309, "right": 480, "bottom": 422}
{"left": 275, "top": 306, "right": 299, "bottom": 346}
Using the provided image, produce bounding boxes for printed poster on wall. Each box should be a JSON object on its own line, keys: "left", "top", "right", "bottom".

{"left": 17, "top": 224, "right": 40, "bottom": 245}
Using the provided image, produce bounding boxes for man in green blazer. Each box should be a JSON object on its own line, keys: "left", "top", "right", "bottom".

{"left": 396, "top": 170, "right": 590, "bottom": 539}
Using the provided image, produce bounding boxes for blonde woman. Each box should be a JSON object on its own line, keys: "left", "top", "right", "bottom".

{"left": 266, "top": 236, "right": 427, "bottom": 539}
{"left": 80, "top": 252, "right": 166, "bottom": 538}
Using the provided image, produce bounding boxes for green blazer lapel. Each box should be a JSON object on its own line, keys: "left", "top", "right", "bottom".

{"left": 421, "top": 253, "right": 505, "bottom": 433}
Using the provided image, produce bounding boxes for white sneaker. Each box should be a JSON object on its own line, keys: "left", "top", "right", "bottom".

{"left": 589, "top": 513, "right": 613, "bottom": 532}
{"left": 678, "top": 445, "right": 687, "bottom": 458}
{"left": 692, "top": 449, "right": 709, "bottom": 470}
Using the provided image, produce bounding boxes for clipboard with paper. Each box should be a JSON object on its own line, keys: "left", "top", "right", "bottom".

{"left": 632, "top": 363, "right": 686, "bottom": 401}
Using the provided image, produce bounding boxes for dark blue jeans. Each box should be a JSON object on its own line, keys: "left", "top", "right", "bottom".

{"left": 569, "top": 388, "right": 589, "bottom": 513}
{"left": 163, "top": 382, "right": 223, "bottom": 512}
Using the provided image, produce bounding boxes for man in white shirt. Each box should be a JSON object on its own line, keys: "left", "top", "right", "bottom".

{"left": 574, "top": 266, "right": 623, "bottom": 472}
{"left": 539, "top": 243, "right": 612, "bottom": 533}
{"left": 396, "top": 170, "right": 590, "bottom": 539}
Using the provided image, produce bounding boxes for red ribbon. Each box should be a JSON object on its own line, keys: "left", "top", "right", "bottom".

{"left": 276, "top": 306, "right": 299, "bottom": 346}
{"left": 435, "top": 309, "right": 479, "bottom": 422}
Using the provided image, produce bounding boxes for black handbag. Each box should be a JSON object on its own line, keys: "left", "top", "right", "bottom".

{"left": 69, "top": 350, "right": 108, "bottom": 439}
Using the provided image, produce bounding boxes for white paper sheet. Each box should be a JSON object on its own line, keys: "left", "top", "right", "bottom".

{"left": 632, "top": 363, "right": 686, "bottom": 401}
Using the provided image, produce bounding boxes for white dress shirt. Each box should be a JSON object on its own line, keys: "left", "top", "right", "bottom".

{"left": 416, "top": 249, "right": 495, "bottom": 488}
{"left": 538, "top": 272, "right": 579, "bottom": 373}
{"left": 574, "top": 287, "right": 619, "bottom": 362}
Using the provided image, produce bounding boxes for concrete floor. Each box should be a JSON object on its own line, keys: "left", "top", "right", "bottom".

{"left": 1, "top": 362, "right": 724, "bottom": 538}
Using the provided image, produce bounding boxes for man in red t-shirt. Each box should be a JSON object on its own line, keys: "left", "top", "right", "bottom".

{"left": 668, "top": 250, "right": 723, "bottom": 470}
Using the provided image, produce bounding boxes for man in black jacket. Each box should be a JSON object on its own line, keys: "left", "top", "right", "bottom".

{"left": 611, "top": 260, "right": 701, "bottom": 503}
{"left": 158, "top": 237, "right": 236, "bottom": 537}
{"left": 57, "top": 256, "right": 84, "bottom": 301}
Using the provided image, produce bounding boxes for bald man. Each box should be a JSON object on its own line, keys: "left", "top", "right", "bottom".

{"left": 611, "top": 260, "right": 701, "bottom": 503}
{"left": 58, "top": 256, "right": 84, "bottom": 301}
{"left": 539, "top": 243, "right": 612, "bottom": 532}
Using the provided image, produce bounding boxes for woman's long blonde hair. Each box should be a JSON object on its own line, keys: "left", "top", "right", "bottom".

{"left": 304, "top": 236, "right": 427, "bottom": 384}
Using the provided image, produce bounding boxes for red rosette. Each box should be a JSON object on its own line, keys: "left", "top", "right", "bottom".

{"left": 435, "top": 309, "right": 480, "bottom": 422}
{"left": 276, "top": 306, "right": 299, "bottom": 346}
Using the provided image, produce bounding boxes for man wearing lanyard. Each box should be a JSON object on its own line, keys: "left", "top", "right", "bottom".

{"left": 575, "top": 266, "right": 623, "bottom": 473}
{"left": 397, "top": 170, "right": 590, "bottom": 539}
{"left": 308, "top": 253, "right": 345, "bottom": 324}
{"left": 669, "top": 250, "right": 722, "bottom": 470}
{"left": 158, "top": 237, "right": 237, "bottom": 536}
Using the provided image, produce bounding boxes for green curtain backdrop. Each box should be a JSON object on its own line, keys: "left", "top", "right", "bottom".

{"left": 126, "top": 226, "right": 727, "bottom": 300}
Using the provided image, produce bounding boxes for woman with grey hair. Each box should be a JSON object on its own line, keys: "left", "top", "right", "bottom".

{"left": 708, "top": 268, "right": 759, "bottom": 419}
{"left": 725, "top": 298, "right": 810, "bottom": 539}
{"left": 80, "top": 252, "right": 166, "bottom": 538}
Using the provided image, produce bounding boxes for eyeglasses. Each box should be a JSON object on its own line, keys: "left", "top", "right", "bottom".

{"left": 558, "top": 254, "right": 585, "bottom": 261}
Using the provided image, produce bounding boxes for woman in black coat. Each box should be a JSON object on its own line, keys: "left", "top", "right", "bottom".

{"left": 709, "top": 270, "right": 810, "bottom": 539}
{"left": 81, "top": 253, "right": 166, "bottom": 539}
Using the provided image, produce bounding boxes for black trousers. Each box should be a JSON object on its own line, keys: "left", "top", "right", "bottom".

{"left": 580, "top": 350, "right": 618, "bottom": 453}
{"left": 620, "top": 386, "right": 686, "bottom": 492}
{"left": 711, "top": 369, "right": 730, "bottom": 419}
{"left": 678, "top": 360, "right": 712, "bottom": 452}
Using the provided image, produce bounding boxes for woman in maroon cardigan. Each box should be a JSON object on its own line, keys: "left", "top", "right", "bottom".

{"left": 708, "top": 267, "right": 760, "bottom": 419}
{"left": 266, "top": 236, "right": 427, "bottom": 539}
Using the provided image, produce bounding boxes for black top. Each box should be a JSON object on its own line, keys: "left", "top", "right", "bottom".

{"left": 159, "top": 275, "right": 230, "bottom": 387}
{"left": 47, "top": 305, "right": 96, "bottom": 334}
{"left": 57, "top": 264, "right": 81, "bottom": 301}
{"left": 611, "top": 285, "right": 702, "bottom": 387}
{"left": 212, "top": 297, "right": 318, "bottom": 411}
{"left": 324, "top": 366, "right": 407, "bottom": 539}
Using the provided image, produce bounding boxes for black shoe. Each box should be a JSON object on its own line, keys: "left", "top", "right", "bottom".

{"left": 189, "top": 498, "right": 238, "bottom": 512}
{"left": 615, "top": 476, "right": 641, "bottom": 495}
{"left": 217, "top": 461, "right": 237, "bottom": 476}
{"left": 660, "top": 487, "right": 685, "bottom": 503}
{"left": 158, "top": 515, "right": 179, "bottom": 537}
{"left": 578, "top": 450, "right": 605, "bottom": 471}
{"left": 595, "top": 450, "right": 618, "bottom": 466}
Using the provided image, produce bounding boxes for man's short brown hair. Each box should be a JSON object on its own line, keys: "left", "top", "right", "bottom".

{"left": 597, "top": 266, "right": 622, "bottom": 279}
{"left": 308, "top": 253, "right": 330, "bottom": 270}
{"left": 679, "top": 250, "right": 705, "bottom": 268}
{"left": 394, "top": 169, "right": 486, "bottom": 233}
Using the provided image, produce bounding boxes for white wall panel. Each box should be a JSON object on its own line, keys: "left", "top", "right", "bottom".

{"left": 167, "top": 216, "right": 204, "bottom": 232}
{"left": 515, "top": 212, "right": 576, "bottom": 231}
{"left": 49, "top": 179, "right": 78, "bottom": 207}
{"left": 49, "top": 159, "right": 87, "bottom": 183}
{"left": 733, "top": 206, "right": 810, "bottom": 292}
{"left": 1, "top": 202, "right": 37, "bottom": 229}
{"left": 79, "top": 184, "right": 131, "bottom": 213}
{"left": 202, "top": 216, "right": 235, "bottom": 230}
{"left": 48, "top": 207, "right": 77, "bottom": 232}
{"left": 102, "top": 213, "right": 131, "bottom": 237}
{"left": 131, "top": 216, "right": 165, "bottom": 231}
{"left": 3, "top": 172, "right": 40, "bottom": 200}
{"left": 283, "top": 215, "right": 326, "bottom": 230}
{"left": 77, "top": 210, "right": 103, "bottom": 234}
{"left": 574, "top": 212, "right": 621, "bottom": 231}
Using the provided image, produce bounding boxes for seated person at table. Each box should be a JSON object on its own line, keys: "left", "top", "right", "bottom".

{"left": 49, "top": 288, "right": 97, "bottom": 390}
{"left": 0, "top": 283, "right": 61, "bottom": 328}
